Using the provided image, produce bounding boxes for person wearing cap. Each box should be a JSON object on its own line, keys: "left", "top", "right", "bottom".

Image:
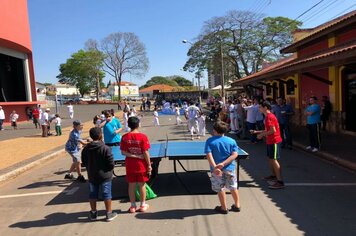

{"left": 64, "top": 120, "right": 88, "bottom": 182}
{"left": 0, "top": 106, "right": 5, "bottom": 131}
{"left": 41, "top": 108, "right": 50, "bottom": 137}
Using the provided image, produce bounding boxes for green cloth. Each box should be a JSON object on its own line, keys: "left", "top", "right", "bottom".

{"left": 135, "top": 184, "right": 157, "bottom": 201}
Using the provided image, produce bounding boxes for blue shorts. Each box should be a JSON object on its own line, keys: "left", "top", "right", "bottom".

{"left": 266, "top": 143, "right": 281, "bottom": 159}
{"left": 88, "top": 181, "right": 112, "bottom": 200}
{"left": 210, "top": 170, "right": 238, "bottom": 192}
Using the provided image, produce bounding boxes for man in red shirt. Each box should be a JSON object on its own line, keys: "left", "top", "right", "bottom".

{"left": 251, "top": 101, "right": 284, "bottom": 189}
{"left": 120, "top": 116, "right": 152, "bottom": 213}
{"left": 32, "top": 106, "right": 40, "bottom": 129}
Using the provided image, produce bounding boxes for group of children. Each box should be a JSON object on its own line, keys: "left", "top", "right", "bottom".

{"left": 4, "top": 109, "right": 62, "bottom": 136}
{"left": 62, "top": 100, "right": 286, "bottom": 222}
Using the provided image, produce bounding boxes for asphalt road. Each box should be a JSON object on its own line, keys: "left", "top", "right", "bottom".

{"left": 0, "top": 111, "right": 355, "bottom": 236}
{"left": 0, "top": 104, "right": 122, "bottom": 141}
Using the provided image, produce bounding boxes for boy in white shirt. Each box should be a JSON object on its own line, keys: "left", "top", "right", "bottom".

{"left": 174, "top": 104, "right": 182, "bottom": 125}
{"left": 153, "top": 108, "right": 160, "bottom": 126}
{"left": 67, "top": 103, "right": 74, "bottom": 119}
{"left": 198, "top": 113, "right": 206, "bottom": 137}
{"left": 54, "top": 114, "right": 62, "bottom": 136}
{"left": 10, "top": 110, "right": 19, "bottom": 130}
{"left": 123, "top": 111, "right": 130, "bottom": 132}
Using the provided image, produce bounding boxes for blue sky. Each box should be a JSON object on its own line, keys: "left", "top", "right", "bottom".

{"left": 28, "top": 0, "right": 355, "bottom": 87}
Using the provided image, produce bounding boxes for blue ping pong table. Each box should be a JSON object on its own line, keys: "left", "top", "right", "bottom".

{"left": 112, "top": 141, "right": 249, "bottom": 187}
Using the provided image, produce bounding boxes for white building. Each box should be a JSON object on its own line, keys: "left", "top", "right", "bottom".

{"left": 53, "top": 83, "right": 79, "bottom": 96}
{"left": 108, "top": 81, "right": 139, "bottom": 98}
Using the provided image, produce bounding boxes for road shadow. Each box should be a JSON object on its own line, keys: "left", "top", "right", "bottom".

{"left": 18, "top": 180, "right": 71, "bottom": 189}
{"left": 9, "top": 209, "right": 124, "bottom": 229}
{"left": 135, "top": 208, "right": 217, "bottom": 220}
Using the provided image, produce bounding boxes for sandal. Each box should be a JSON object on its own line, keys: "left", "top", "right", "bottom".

{"left": 214, "top": 206, "right": 228, "bottom": 214}
{"left": 230, "top": 204, "right": 241, "bottom": 212}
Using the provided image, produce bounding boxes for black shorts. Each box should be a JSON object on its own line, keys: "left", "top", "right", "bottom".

{"left": 266, "top": 143, "right": 281, "bottom": 159}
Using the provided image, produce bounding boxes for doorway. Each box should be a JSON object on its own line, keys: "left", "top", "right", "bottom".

{"left": 343, "top": 66, "right": 356, "bottom": 132}
{"left": 0, "top": 53, "right": 27, "bottom": 102}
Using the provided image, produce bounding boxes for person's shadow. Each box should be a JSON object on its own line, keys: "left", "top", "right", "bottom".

{"left": 10, "top": 210, "right": 123, "bottom": 228}
{"left": 135, "top": 208, "right": 217, "bottom": 220}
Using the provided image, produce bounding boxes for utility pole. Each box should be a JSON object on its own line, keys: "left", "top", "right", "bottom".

{"left": 220, "top": 43, "right": 225, "bottom": 104}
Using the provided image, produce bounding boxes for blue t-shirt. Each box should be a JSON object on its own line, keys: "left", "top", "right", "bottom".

{"left": 306, "top": 104, "right": 321, "bottom": 124}
{"left": 273, "top": 104, "right": 293, "bottom": 125}
{"left": 65, "top": 129, "right": 81, "bottom": 153}
{"left": 103, "top": 117, "right": 122, "bottom": 144}
{"left": 204, "top": 136, "right": 238, "bottom": 172}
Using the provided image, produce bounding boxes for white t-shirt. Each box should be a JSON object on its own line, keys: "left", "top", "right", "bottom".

{"left": 153, "top": 111, "right": 158, "bottom": 117}
{"left": 187, "top": 105, "right": 200, "bottom": 120}
{"left": 41, "top": 112, "right": 49, "bottom": 125}
{"left": 0, "top": 109, "right": 5, "bottom": 119}
{"left": 10, "top": 113, "right": 19, "bottom": 122}
{"left": 175, "top": 107, "right": 180, "bottom": 116}
{"left": 67, "top": 105, "right": 74, "bottom": 113}
{"left": 54, "top": 117, "right": 61, "bottom": 126}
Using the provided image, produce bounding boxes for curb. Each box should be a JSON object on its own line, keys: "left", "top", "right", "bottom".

{"left": 0, "top": 148, "right": 65, "bottom": 184}
{"left": 293, "top": 142, "right": 356, "bottom": 172}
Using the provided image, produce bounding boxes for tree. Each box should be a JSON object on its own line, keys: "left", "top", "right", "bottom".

{"left": 183, "top": 11, "right": 301, "bottom": 81}
{"left": 86, "top": 32, "right": 149, "bottom": 100}
{"left": 57, "top": 49, "right": 105, "bottom": 98}
{"left": 140, "top": 76, "right": 178, "bottom": 89}
{"left": 169, "top": 76, "right": 193, "bottom": 87}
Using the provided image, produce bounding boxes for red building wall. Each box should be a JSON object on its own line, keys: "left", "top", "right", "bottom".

{"left": 300, "top": 68, "right": 329, "bottom": 109}
{"left": 298, "top": 38, "right": 329, "bottom": 58}
{"left": 336, "top": 26, "right": 356, "bottom": 44}
{"left": 0, "top": 0, "right": 38, "bottom": 122}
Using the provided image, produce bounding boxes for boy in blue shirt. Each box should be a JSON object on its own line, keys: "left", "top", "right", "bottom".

{"left": 65, "top": 120, "right": 88, "bottom": 182}
{"left": 205, "top": 121, "right": 240, "bottom": 214}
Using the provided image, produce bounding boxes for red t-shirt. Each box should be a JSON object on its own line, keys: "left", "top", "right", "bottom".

{"left": 264, "top": 112, "right": 282, "bottom": 145}
{"left": 120, "top": 132, "right": 151, "bottom": 174}
{"left": 32, "top": 108, "right": 40, "bottom": 119}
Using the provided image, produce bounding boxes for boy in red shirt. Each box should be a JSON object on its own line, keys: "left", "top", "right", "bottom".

{"left": 251, "top": 101, "right": 284, "bottom": 189}
{"left": 120, "top": 116, "right": 152, "bottom": 213}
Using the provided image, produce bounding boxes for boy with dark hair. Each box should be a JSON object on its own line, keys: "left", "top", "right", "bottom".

{"left": 81, "top": 127, "right": 117, "bottom": 222}
{"left": 64, "top": 120, "right": 88, "bottom": 182}
{"left": 205, "top": 121, "right": 240, "bottom": 214}
{"left": 120, "top": 116, "right": 152, "bottom": 213}
{"left": 251, "top": 101, "right": 284, "bottom": 189}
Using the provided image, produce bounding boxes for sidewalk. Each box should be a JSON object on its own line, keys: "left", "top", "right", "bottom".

{"left": 0, "top": 119, "right": 93, "bottom": 183}
{"left": 291, "top": 125, "right": 356, "bottom": 171}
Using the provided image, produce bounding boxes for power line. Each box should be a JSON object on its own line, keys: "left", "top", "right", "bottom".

{"left": 302, "top": 0, "right": 341, "bottom": 25}
{"left": 294, "top": 0, "right": 326, "bottom": 21}
{"left": 327, "top": 3, "right": 356, "bottom": 20}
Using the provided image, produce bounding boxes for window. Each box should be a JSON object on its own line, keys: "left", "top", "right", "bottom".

{"left": 286, "top": 79, "right": 295, "bottom": 95}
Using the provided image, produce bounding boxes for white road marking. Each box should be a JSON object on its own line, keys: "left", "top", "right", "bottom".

{"left": 285, "top": 183, "right": 356, "bottom": 187}
{"left": 0, "top": 187, "right": 79, "bottom": 199}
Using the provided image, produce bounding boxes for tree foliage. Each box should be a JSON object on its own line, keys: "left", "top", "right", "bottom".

{"left": 86, "top": 32, "right": 149, "bottom": 100}
{"left": 183, "top": 11, "right": 301, "bottom": 81}
{"left": 139, "top": 75, "right": 193, "bottom": 89}
{"left": 57, "top": 49, "right": 105, "bottom": 97}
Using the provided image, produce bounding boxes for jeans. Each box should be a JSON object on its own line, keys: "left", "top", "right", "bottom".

{"left": 89, "top": 181, "right": 112, "bottom": 200}
{"left": 280, "top": 123, "right": 292, "bottom": 147}
{"left": 247, "top": 122, "right": 257, "bottom": 142}
{"left": 307, "top": 123, "right": 321, "bottom": 149}
{"left": 0, "top": 119, "right": 3, "bottom": 130}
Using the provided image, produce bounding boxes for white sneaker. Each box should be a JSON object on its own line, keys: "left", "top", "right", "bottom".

{"left": 306, "top": 146, "right": 312, "bottom": 150}
{"left": 229, "top": 131, "right": 235, "bottom": 134}
{"left": 311, "top": 148, "right": 318, "bottom": 152}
